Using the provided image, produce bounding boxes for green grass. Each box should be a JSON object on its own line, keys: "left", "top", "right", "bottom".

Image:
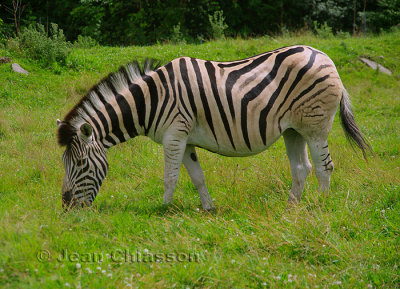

{"left": 0, "top": 32, "right": 399, "bottom": 288}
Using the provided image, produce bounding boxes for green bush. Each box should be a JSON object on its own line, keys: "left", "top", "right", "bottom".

{"left": 209, "top": 10, "right": 228, "bottom": 40}
{"left": 8, "top": 23, "right": 71, "bottom": 67}
{"left": 314, "top": 21, "right": 333, "bottom": 39}
{"left": 73, "top": 35, "right": 99, "bottom": 48}
{"left": 170, "top": 23, "right": 186, "bottom": 44}
{"left": 336, "top": 30, "right": 351, "bottom": 39}
{"left": 0, "top": 18, "right": 6, "bottom": 45}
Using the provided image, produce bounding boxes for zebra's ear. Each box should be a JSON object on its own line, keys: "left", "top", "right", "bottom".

{"left": 80, "top": 123, "right": 93, "bottom": 139}
{"left": 57, "top": 119, "right": 62, "bottom": 128}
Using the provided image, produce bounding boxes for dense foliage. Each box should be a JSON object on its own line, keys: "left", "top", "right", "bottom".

{"left": 0, "top": 0, "right": 399, "bottom": 45}
{"left": 8, "top": 23, "right": 71, "bottom": 68}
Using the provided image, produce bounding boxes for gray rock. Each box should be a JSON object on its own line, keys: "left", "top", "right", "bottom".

{"left": 360, "top": 57, "right": 392, "bottom": 76}
{"left": 12, "top": 63, "right": 29, "bottom": 75}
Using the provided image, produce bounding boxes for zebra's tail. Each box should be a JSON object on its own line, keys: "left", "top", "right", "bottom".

{"left": 339, "top": 88, "right": 371, "bottom": 160}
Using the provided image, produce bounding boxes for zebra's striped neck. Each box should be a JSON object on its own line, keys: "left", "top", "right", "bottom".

{"left": 58, "top": 60, "right": 160, "bottom": 149}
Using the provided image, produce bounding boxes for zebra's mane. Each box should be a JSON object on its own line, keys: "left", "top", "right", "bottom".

{"left": 57, "top": 59, "right": 160, "bottom": 146}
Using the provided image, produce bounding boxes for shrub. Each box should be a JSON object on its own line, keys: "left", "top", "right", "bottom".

{"left": 170, "top": 23, "right": 186, "bottom": 44}
{"left": 0, "top": 18, "right": 6, "bottom": 45}
{"left": 73, "top": 35, "right": 99, "bottom": 48}
{"left": 314, "top": 21, "right": 333, "bottom": 39}
{"left": 8, "top": 23, "right": 71, "bottom": 67}
{"left": 209, "top": 10, "right": 228, "bottom": 40}
{"left": 336, "top": 30, "right": 351, "bottom": 39}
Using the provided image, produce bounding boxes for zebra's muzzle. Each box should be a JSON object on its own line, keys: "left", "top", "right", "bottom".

{"left": 62, "top": 189, "right": 75, "bottom": 210}
{"left": 62, "top": 194, "right": 92, "bottom": 210}
{"left": 62, "top": 184, "right": 95, "bottom": 210}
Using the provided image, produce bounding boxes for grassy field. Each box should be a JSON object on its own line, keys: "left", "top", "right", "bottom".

{"left": 0, "top": 32, "right": 399, "bottom": 288}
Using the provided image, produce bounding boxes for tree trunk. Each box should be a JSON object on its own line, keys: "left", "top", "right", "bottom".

{"left": 363, "top": 0, "right": 367, "bottom": 36}
{"left": 352, "top": 0, "right": 357, "bottom": 35}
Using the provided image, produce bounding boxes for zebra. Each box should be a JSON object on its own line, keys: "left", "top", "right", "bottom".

{"left": 57, "top": 45, "right": 369, "bottom": 210}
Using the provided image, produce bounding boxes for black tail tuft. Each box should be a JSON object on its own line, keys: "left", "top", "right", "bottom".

{"left": 339, "top": 89, "right": 371, "bottom": 160}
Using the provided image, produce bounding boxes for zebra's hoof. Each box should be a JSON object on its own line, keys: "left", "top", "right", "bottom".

{"left": 286, "top": 196, "right": 301, "bottom": 209}
{"left": 163, "top": 197, "right": 174, "bottom": 205}
{"left": 202, "top": 204, "right": 216, "bottom": 212}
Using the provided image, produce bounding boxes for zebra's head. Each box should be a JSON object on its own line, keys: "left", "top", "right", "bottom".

{"left": 57, "top": 120, "right": 109, "bottom": 209}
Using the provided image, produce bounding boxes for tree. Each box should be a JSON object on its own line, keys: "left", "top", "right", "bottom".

{"left": 4, "top": 0, "right": 26, "bottom": 35}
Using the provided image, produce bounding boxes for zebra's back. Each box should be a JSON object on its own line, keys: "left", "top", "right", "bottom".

{"left": 163, "top": 45, "right": 343, "bottom": 156}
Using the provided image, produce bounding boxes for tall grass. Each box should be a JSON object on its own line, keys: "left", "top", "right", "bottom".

{"left": 0, "top": 32, "right": 399, "bottom": 288}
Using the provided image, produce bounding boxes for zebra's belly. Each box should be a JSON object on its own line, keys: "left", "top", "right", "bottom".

{"left": 187, "top": 125, "right": 281, "bottom": 157}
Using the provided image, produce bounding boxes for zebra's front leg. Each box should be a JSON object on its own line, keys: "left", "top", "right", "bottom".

{"left": 162, "top": 133, "right": 187, "bottom": 205}
{"left": 183, "top": 145, "right": 214, "bottom": 211}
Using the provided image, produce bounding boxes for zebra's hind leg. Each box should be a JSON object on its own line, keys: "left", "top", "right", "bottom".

{"left": 182, "top": 145, "right": 214, "bottom": 211}
{"left": 306, "top": 137, "right": 334, "bottom": 194}
{"left": 162, "top": 133, "right": 188, "bottom": 205}
{"left": 283, "top": 129, "right": 312, "bottom": 203}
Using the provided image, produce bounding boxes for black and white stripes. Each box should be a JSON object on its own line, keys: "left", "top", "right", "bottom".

{"left": 57, "top": 45, "right": 369, "bottom": 209}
